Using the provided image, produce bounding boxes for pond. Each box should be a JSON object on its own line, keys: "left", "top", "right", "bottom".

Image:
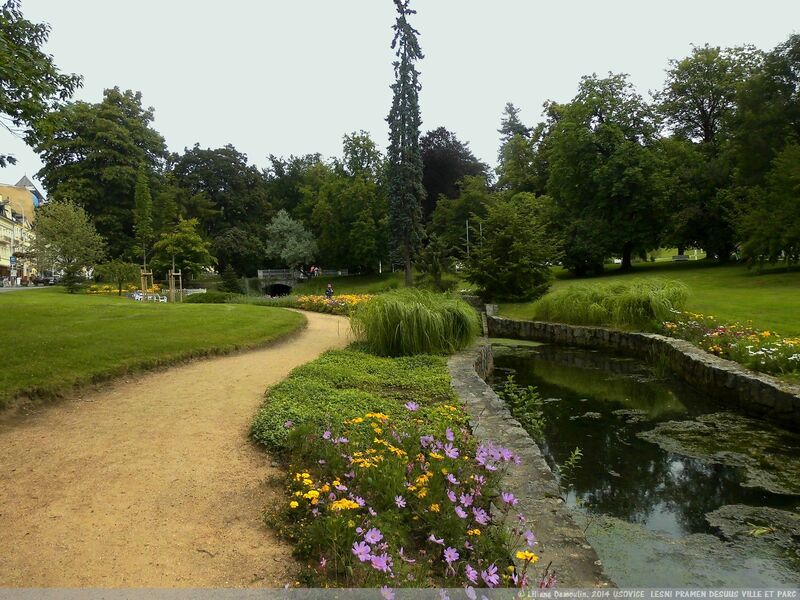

{"left": 490, "top": 342, "right": 800, "bottom": 587}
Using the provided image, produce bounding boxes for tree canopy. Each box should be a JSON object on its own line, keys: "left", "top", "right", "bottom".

{"left": 0, "top": 0, "right": 81, "bottom": 167}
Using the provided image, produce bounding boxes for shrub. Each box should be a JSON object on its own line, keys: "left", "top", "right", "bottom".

{"left": 350, "top": 289, "right": 480, "bottom": 357}
{"left": 465, "top": 192, "right": 562, "bottom": 301}
{"left": 218, "top": 264, "right": 244, "bottom": 294}
{"left": 534, "top": 278, "right": 689, "bottom": 329}
{"left": 296, "top": 294, "right": 373, "bottom": 315}
{"left": 184, "top": 291, "right": 238, "bottom": 304}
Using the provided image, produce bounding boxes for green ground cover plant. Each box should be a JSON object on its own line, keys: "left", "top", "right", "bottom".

{"left": 251, "top": 347, "right": 551, "bottom": 588}
{"left": 0, "top": 288, "right": 305, "bottom": 407}
{"left": 351, "top": 289, "right": 480, "bottom": 357}
{"left": 533, "top": 279, "right": 689, "bottom": 330}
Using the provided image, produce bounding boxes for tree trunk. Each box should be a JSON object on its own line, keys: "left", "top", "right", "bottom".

{"left": 404, "top": 248, "right": 413, "bottom": 287}
{"left": 620, "top": 244, "right": 633, "bottom": 271}
{"left": 677, "top": 245, "right": 685, "bottom": 256}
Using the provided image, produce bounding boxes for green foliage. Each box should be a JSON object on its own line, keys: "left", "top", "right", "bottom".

{"left": 496, "top": 375, "right": 545, "bottom": 440}
{"left": 545, "top": 73, "right": 665, "bottom": 272}
{"left": 251, "top": 349, "right": 456, "bottom": 452}
{"left": 133, "top": 163, "right": 154, "bottom": 263}
{"left": 0, "top": 0, "right": 81, "bottom": 167}
{"left": 534, "top": 278, "right": 689, "bottom": 329}
{"left": 350, "top": 289, "right": 479, "bottom": 357}
{"left": 655, "top": 43, "right": 762, "bottom": 145}
{"left": 738, "top": 143, "right": 800, "bottom": 265}
{"left": 429, "top": 175, "right": 494, "bottom": 254}
{"left": 213, "top": 226, "right": 265, "bottom": 277}
{"left": 466, "top": 192, "right": 560, "bottom": 301}
{"left": 151, "top": 218, "right": 215, "bottom": 277}
{"left": 264, "top": 209, "right": 317, "bottom": 268}
{"left": 218, "top": 264, "right": 244, "bottom": 294}
{"left": 95, "top": 259, "right": 140, "bottom": 296}
{"left": 35, "top": 87, "right": 168, "bottom": 258}
{"left": 303, "top": 153, "right": 389, "bottom": 272}
{"left": 30, "top": 200, "right": 106, "bottom": 282}
{"left": 420, "top": 126, "right": 488, "bottom": 217}
{"left": 559, "top": 447, "right": 584, "bottom": 490}
{"left": 184, "top": 291, "right": 236, "bottom": 304}
{"left": 386, "top": 0, "right": 426, "bottom": 286}
{"left": 169, "top": 143, "right": 272, "bottom": 236}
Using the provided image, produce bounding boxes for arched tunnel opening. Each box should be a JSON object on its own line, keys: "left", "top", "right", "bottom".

{"left": 265, "top": 283, "right": 293, "bottom": 297}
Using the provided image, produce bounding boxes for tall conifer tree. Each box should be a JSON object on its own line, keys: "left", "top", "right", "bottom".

{"left": 386, "top": 0, "right": 425, "bottom": 287}
{"left": 133, "top": 163, "right": 154, "bottom": 269}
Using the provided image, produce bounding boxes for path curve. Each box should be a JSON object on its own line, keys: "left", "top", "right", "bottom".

{"left": 0, "top": 311, "right": 350, "bottom": 587}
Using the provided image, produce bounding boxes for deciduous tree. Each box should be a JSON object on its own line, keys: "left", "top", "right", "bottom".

{"left": 31, "top": 200, "right": 105, "bottom": 292}
{"left": 0, "top": 0, "right": 81, "bottom": 167}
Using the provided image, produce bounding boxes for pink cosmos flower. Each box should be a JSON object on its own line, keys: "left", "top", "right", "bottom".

{"left": 381, "top": 586, "right": 395, "bottom": 600}
{"left": 444, "top": 443, "right": 459, "bottom": 459}
{"left": 455, "top": 506, "right": 468, "bottom": 519}
{"left": 395, "top": 495, "right": 407, "bottom": 508}
{"left": 352, "top": 541, "right": 371, "bottom": 562}
{"left": 405, "top": 401, "right": 419, "bottom": 411}
{"left": 473, "top": 507, "right": 490, "bottom": 525}
{"left": 501, "top": 492, "right": 519, "bottom": 506}
{"left": 443, "top": 547, "right": 460, "bottom": 564}
{"left": 364, "top": 528, "right": 383, "bottom": 544}
{"left": 459, "top": 493, "right": 474, "bottom": 507}
{"left": 465, "top": 563, "right": 478, "bottom": 584}
{"left": 445, "top": 428, "right": 455, "bottom": 442}
{"left": 481, "top": 564, "right": 499, "bottom": 587}
{"left": 428, "top": 533, "right": 445, "bottom": 545}
{"left": 371, "top": 553, "right": 393, "bottom": 573}
{"left": 447, "top": 490, "right": 458, "bottom": 503}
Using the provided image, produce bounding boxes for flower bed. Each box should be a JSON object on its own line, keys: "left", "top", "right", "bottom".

{"left": 661, "top": 311, "right": 800, "bottom": 377}
{"left": 252, "top": 348, "right": 554, "bottom": 590}
{"left": 296, "top": 294, "right": 373, "bottom": 315}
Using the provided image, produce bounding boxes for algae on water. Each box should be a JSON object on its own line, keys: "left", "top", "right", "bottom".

{"left": 638, "top": 412, "right": 800, "bottom": 495}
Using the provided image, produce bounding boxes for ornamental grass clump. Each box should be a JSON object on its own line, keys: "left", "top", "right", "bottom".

{"left": 350, "top": 289, "right": 480, "bottom": 357}
{"left": 272, "top": 405, "right": 553, "bottom": 589}
{"left": 534, "top": 278, "right": 689, "bottom": 330}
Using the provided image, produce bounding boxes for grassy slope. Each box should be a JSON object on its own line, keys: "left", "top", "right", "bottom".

{"left": 500, "top": 261, "right": 800, "bottom": 336}
{"left": 0, "top": 288, "right": 305, "bottom": 405}
{"left": 291, "top": 272, "right": 404, "bottom": 295}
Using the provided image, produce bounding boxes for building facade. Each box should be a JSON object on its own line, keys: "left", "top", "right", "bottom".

{"left": 0, "top": 177, "right": 41, "bottom": 284}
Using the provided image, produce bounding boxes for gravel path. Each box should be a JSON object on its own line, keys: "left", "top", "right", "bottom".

{"left": 0, "top": 311, "right": 350, "bottom": 587}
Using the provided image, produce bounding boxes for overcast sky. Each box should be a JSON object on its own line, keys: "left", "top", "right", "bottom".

{"left": 3, "top": 0, "right": 799, "bottom": 191}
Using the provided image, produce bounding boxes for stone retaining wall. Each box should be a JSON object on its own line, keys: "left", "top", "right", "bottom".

{"left": 487, "top": 316, "right": 800, "bottom": 429}
{"left": 449, "top": 344, "right": 613, "bottom": 588}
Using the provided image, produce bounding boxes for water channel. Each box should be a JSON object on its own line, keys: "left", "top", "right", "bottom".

{"left": 489, "top": 342, "right": 800, "bottom": 587}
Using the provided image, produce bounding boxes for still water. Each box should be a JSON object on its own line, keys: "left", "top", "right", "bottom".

{"left": 490, "top": 343, "right": 800, "bottom": 587}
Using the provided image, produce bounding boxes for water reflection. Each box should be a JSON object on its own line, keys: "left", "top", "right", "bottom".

{"left": 490, "top": 344, "right": 800, "bottom": 585}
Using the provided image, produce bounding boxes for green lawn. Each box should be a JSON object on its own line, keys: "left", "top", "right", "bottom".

{"left": 291, "top": 272, "right": 405, "bottom": 295}
{"left": 0, "top": 288, "right": 305, "bottom": 406}
{"left": 499, "top": 261, "right": 800, "bottom": 336}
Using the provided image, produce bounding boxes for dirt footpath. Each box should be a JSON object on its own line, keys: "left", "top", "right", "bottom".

{"left": 0, "top": 311, "right": 350, "bottom": 588}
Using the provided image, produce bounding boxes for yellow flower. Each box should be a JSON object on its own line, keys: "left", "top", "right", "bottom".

{"left": 303, "top": 490, "right": 320, "bottom": 500}
{"left": 417, "top": 488, "right": 428, "bottom": 499}
{"left": 430, "top": 503, "right": 440, "bottom": 512}
{"left": 429, "top": 452, "right": 444, "bottom": 460}
{"left": 516, "top": 550, "right": 539, "bottom": 563}
{"left": 330, "top": 499, "right": 360, "bottom": 511}
{"left": 289, "top": 501, "right": 299, "bottom": 509}
{"left": 467, "top": 528, "right": 481, "bottom": 536}
{"left": 321, "top": 484, "right": 330, "bottom": 493}
{"left": 366, "top": 412, "right": 389, "bottom": 421}
{"left": 347, "top": 520, "right": 355, "bottom": 528}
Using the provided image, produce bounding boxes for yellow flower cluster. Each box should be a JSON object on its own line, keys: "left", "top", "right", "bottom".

{"left": 515, "top": 550, "right": 539, "bottom": 563}
{"left": 296, "top": 294, "right": 374, "bottom": 315}
{"left": 330, "top": 498, "right": 360, "bottom": 511}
